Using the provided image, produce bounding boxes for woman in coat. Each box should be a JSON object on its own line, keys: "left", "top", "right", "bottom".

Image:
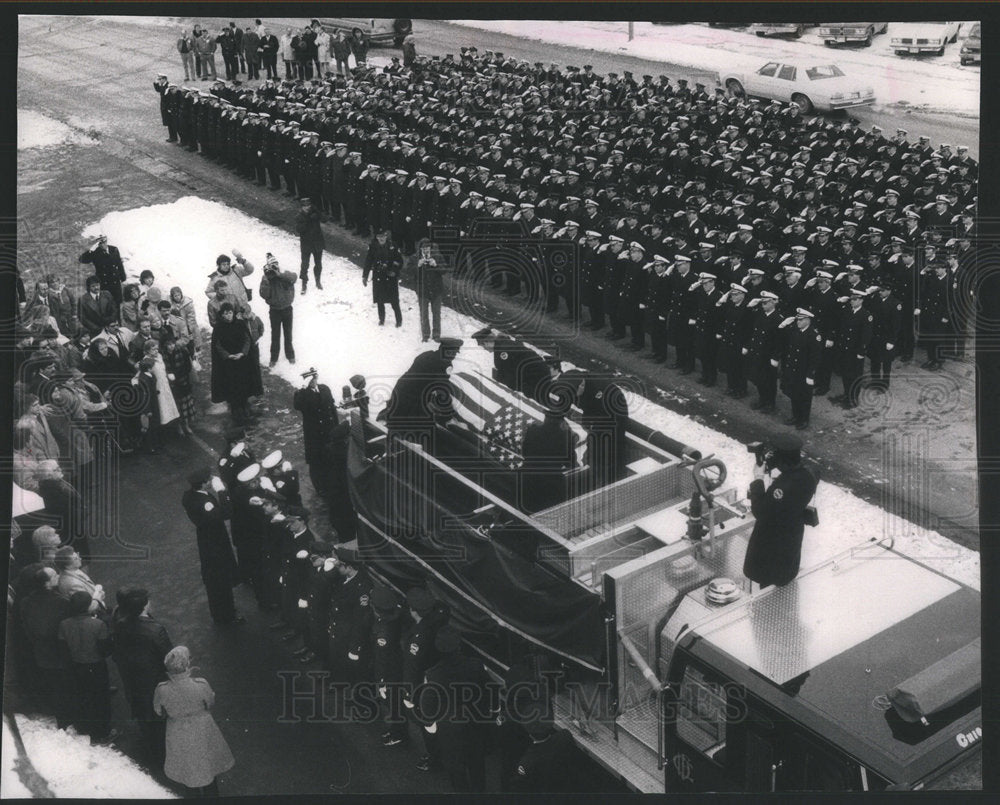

{"left": 169, "top": 286, "right": 202, "bottom": 357}
{"left": 162, "top": 332, "right": 196, "bottom": 435}
{"left": 210, "top": 303, "right": 256, "bottom": 423}
{"left": 142, "top": 339, "right": 181, "bottom": 430}
{"left": 154, "top": 646, "right": 235, "bottom": 795}
{"left": 119, "top": 283, "right": 142, "bottom": 332}
{"left": 111, "top": 588, "right": 173, "bottom": 767}
{"left": 362, "top": 229, "right": 403, "bottom": 327}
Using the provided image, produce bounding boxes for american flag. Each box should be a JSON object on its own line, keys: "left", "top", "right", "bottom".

{"left": 449, "top": 371, "right": 587, "bottom": 470}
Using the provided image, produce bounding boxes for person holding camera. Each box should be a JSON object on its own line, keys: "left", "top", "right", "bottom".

{"left": 742, "top": 434, "right": 818, "bottom": 590}
{"left": 259, "top": 253, "right": 297, "bottom": 366}
{"left": 414, "top": 237, "right": 451, "bottom": 342}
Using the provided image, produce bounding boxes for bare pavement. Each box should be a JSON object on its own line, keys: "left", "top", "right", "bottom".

{"left": 11, "top": 13, "right": 981, "bottom": 794}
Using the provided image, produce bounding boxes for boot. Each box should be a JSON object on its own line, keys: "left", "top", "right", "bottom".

{"left": 300, "top": 278, "right": 307, "bottom": 295}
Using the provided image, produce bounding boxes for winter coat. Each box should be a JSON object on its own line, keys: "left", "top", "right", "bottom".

{"left": 111, "top": 613, "right": 173, "bottom": 709}
{"left": 295, "top": 207, "right": 325, "bottom": 248}
{"left": 413, "top": 241, "right": 451, "bottom": 300}
{"left": 363, "top": 239, "right": 402, "bottom": 304}
{"left": 154, "top": 673, "right": 235, "bottom": 787}
{"left": 210, "top": 318, "right": 255, "bottom": 405}
{"left": 259, "top": 267, "right": 298, "bottom": 310}
{"left": 164, "top": 346, "right": 194, "bottom": 398}
{"left": 204, "top": 258, "right": 255, "bottom": 316}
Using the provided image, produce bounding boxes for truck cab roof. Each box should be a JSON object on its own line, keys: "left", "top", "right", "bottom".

{"left": 679, "top": 546, "right": 981, "bottom": 787}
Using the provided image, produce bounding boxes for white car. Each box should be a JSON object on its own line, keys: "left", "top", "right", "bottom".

{"left": 890, "top": 21, "right": 960, "bottom": 55}
{"left": 717, "top": 60, "right": 875, "bottom": 114}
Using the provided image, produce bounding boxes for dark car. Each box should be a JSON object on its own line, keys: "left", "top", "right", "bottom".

{"left": 960, "top": 22, "right": 981, "bottom": 65}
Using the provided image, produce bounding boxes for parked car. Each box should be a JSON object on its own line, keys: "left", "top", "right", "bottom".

{"left": 816, "top": 21, "right": 889, "bottom": 47}
{"left": 749, "top": 23, "right": 811, "bottom": 38}
{"left": 717, "top": 59, "right": 875, "bottom": 114}
{"left": 318, "top": 18, "right": 412, "bottom": 47}
{"left": 960, "top": 22, "right": 981, "bottom": 65}
{"left": 890, "top": 21, "right": 960, "bottom": 56}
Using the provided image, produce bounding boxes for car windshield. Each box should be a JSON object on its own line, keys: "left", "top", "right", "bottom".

{"left": 970, "top": 23, "right": 980, "bottom": 37}
{"left": 806, "top": 65, "right": 846, "bottom": 80}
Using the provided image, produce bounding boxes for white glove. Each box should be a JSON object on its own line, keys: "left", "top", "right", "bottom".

{"left": 837, "top": 296, "right": 849, "bottom": 303}
{"left": 257, "top": 150, "right": 262, "bottom": 157}
{"left": 942, "top": 317, "right": 949, "bottom": 323}
{"left": 298, "top": 598, "right": 308, "bottom": 608}
{"left": 347, "top": 651, "right": 359, "bottom": 661}
{"left": 403, "top": 698, "right": 415, "bottom": 710}
{"left": 804, "top": 278, "right": 816, "bottom": 288}
{"left": 424, "top": 723, "right": 438, "bottom": 734}
{"left": 210, "top": 476, "right": 226, "bottom": 492}
{"left": 378, "top": 686, "right": 387, "bottom": 699}
{"left": 638, "top": 303, "right": 647, "bottom": 310}
{"left": 806, "top": 377, "right": 814, "bottom": 386}
{"left": 323, "top": 558, "right": 337, "bottom": 572}
{"left": 770, "top": 358, "right": 779, "bottom": 368}
{"left": 779, "top": 317, "right": 795, "bottom": 328}
{"left": 752, "top": 462, "right": 766, "bottom": 481}
{"left": 913, "top": 308, "right": 921, "bottom": 316}
{"left": 715, "top": 333, "right": 722, "bottom": 339}
{"left": 296, "top": 549, "right": 308, "bottom": 559}
{"left": 857, "top": 354, "right": 865, "bottom": 360}
{"left": 741, "top": 347, "right": 748, "bottom": 356}
{"left": 688, "top": 318, "right": 696, "bottom": 325}
{"left": 825, "top": 339, "right": 834, "bottom": 348}
{"left": 167, "top": 373, "right": 176, "bottom": 381}
{"left": 747, "top": 298, "right": 760, "bottom": 307}
{"left": 886, "top": 343, "right": 894, "bottom": 350}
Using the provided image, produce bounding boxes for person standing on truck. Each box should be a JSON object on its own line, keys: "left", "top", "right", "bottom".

{"left": 742, "top": 433, "right": 817, "bottom": 589}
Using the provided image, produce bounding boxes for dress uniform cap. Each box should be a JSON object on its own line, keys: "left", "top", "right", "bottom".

{"left": 783, "top": 265, "right": 802, "bottom": 273}
{"left": 674, "top": 254, "right": 691, "bottom": 262}
{"left": 236, "top": 462, "right": 261, "bottom": 482}
{"left": 564, "top": 220, "right": 580, "bottom": 228}
{"left": 737, "top": 223, "right": 753, "bottom": 232}
{"left": 847, "top": 264, "right": 864, "bottom": 272}
{"left": 698, "top": 241, "right": 715, "bottom": 249}
{"left": 261, "top": 450, "right": 282, "bottom": 469}
{"left": 815, "top": 270, "right": 833, "bottom": 280}
{"left": 629, "top": 241, "right": 645, "bottom": 251}
{"left": 795, "top": 308, "right": 814, "bottom": 318}
{"left": 608, "top": 235, "right": 625, "bottom": 243}
{"left": 759, "top": 290, "right": 779, "bottom": 300}
{"left": 699, "top": 272, "right": 717, "bottom": 281}
{"left": 815, "top": 226, "right": 832, "bottom": 234}
{"left": 730, "top": 283, "right": 748, "bottom": 293}
{"left": 747, "top": 268, "right": 765, "bottom": 276}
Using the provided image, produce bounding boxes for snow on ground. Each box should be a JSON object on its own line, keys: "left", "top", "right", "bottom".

{"left": 1, "top": 719, "right": 33, "bottom": 798}
{"left": 82, "top": 197, "right": 979, "bottom": 590}
{"left": 449, "top": 20, "right": 981, "bottom": 117}
{"left": 17, "top": 109, "right": 97, "bottom": 151}
{"left": 9, "top": 714, "right": 176, "bottom": 798}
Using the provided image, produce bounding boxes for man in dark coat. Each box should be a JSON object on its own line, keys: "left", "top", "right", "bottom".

{"left": 181, "top": 468, "right": 243, "bottom": 624}
{"left": 20, "top": 566, "right": 74, "bottom": 727}
{"left": 293, "top": 367, "right": 339, "bottom": 497}
{"left": 243, "top": 27, "right": 261, "bottom": 80}
{"left": 325, "top": 548, "right": 373, "bottom": 687}
{"left": 868, "top": 282, "right": 902, "bottom": 390}
{"left": 742, "top": 434, "right": 817, "bottom": 589}
{"left": 363, "top": 230, "right": 403, "bottom": 326}
{"left": 717, "top": 283, "right": 753, "bottom": 398}
{"left": 153, "top": 74, "right": 177, "bottom": 142}
{"left": 746, "top": 291, "right": 783, "bottom": 413}
{"left": 519, "top": 409, "right": 577, "bottom": 514}
{"left": 830, "top": 290, "right": 873, "bottom": 409}
{"left": 77, "top": 275, "right": 118, "bottom": 336}
{"left": 779, "top": 308, "right": 824, "bottom": 430}
{"left": 295, "top": 197, "right": 325, "bottom": 293}
{"left": 471, "top": 327, "right": 551, "bottom": 405}
{"left": 371, "top": 586, "right": 410, "bottom": 746}
{"left": 402, "top": 587, "right": 451, "bottom": 773}
{"left": 79, "top": 235, "right": 126, "bottom": 304}
{"left": 419, "top": 626, "right": 495, "bottom": 792}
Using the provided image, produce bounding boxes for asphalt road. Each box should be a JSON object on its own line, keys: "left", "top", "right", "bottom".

{"left": 13, "top": 13, "right": 981, "bottom": 794}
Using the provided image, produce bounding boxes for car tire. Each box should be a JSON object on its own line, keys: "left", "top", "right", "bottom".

{"left": 726, "top": 79, "right": 745, "bottom": 98}
{"left": 791, "top": 93, "right": 813, "bottom": 114}
{"left": 793, "top": 24, "right": 803, "bottom": 37}
{"left": 936, "top": 46, "right": 945, "bottom": 56}
{"left": 755, "top": 31, "right": 765, "bottom": 37}
{"left": 950, "top": 31, "right": 958, "bottom": 43}
{"left": 960, "top": 58, "right": 968, "bottom": 65}
{"left": 864, "top": 30, "right": 873, "bottom": 47}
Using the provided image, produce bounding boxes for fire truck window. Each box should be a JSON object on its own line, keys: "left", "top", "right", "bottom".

{"left": 676, "top": 664, "right": 728, "bottom": 760}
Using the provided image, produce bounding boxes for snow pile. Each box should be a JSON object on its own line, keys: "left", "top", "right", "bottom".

{"left": 17, "top": 109, "right": 97, "bottom": 151}
{"left": 1, "top": 719, "right": 33, "bottom": 798}
{"left": 448, "top": 20, "right": 981, "bottom": 117}
{"left": 82, "top": 197, "right": 978, "bottom": 589}
{"left": 9, "top": 715, "right": 176, "bottom": 798}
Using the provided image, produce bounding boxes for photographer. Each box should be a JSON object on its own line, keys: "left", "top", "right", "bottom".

{"left": 413, "top": 237, "right": 451, "bottom": 343}
{"left": 258, "top": 253, "right": 297, "bottom": 366}
{"left": 742, "top": 433, "right": 817, "bottom": 589}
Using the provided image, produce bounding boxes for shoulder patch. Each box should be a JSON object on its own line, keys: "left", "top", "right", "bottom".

{"left": 377, "top": 637, "right": 387, "bottom": 647}
{"left": 896, "top": 304, "right": 902, "bottom": 311}
{"left": 499, "top": 351, "right": 508, "bottom": 360}
{"left": 517, "top": 765, "right": 527, "bottom": 776}
{"left": 204, "top": 501, "right": 214, "bottom": 511}
{"left": 409, "top": 642, "right": 420, "bottom": 656}
{"left": 772, "top": 488, "right": 784, "bottom": 500}
{"left": 867, "top": 315, "right": 872, "bottom": 322}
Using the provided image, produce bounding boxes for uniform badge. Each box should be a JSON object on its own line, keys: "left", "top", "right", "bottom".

{"left": 499, "top": 351, "right": 508, "bottom": 360}
{"left": 896, "top": 304, "right": 902, "bottom": 311}
{"left": 360, "top": 594, "right": 370, "bottom": 607}
{"left": 409, "top": 642, "right": 420, "bottom": 656}
{"left": 773, "top": 488, "right": 784, "bottom": 500}
{"left": 204, "top": 501, "right": 214, "bottom": 511}
{"left": 377, "top": 637, "right": 387, "bottom": 647}
{"left": 517, "top": 765, "right": 527, "bottom": 776}
{"left": 867, "top": 315, "right": 872, "bottom": 322}
{"left": 596, "top": 391, "right": 603, "bottom": 400}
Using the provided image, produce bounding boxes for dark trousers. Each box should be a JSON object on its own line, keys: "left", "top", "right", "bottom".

{"left": 381, "top": 685, "right": 408, "bottom": 741}
{"left": 264, "top": 54, "right": 278, "bottom": 79}
{"left": 308, "top": 460, "right": 332, "bottom": 499}
{"left": 698, "top": 338, "right": 718, "bottom": 382}
{"left": 587, "top": 292, "right": 605, "bottom": 329}
{"left": 418, "top": 294, "right": 442, "bottom": 340}
{"left": 300, "top": 241, "right": 323, "bottom": 283}
{"left": 71, "top": 661, "right": 112, "bottom": 741}
{"left": 441, "top": 725, "right": 487, "bottom": 793}
{"left": 753, "top": 362, "right": 777, "bottom": 405}
{"left": 39, "top": 666, "right": 74, "bottom": 729}
{"left": 268, "top": 162, "right": 283, "bottom": 190}
{"left": 789, "top": 386, "right": 813, "bottom": 424}
{"left": 234, "top": 537, "right": 264, "bottom": 604}
{"left": 629, "top": 318, "right": 645, "bottom": 349}
{"left": 815, "top": 347, "right": 834, "bottom": 393}
{"left": 841, "top": 360, "right": 864, "bottom": 407}
{"left": 165, "top": 119, "right": 178, "bottom": 141}
{"left": 127, "top": 692, "right": 166, "bottom": 766}
{"left": 204, "top": 569, "right": 237, "bottom": 623}
{"left": 223, "top": 53, "right": 238, "bottom": 80}
{"left": 269, "top": 306, "right": 295, "bottom": 362}
{"left": 247, "top": 57, "right": 260, "bottom": 80}
{"left": 284, "top": 60, "right": 294, "bottom": 78}
{"left": 870, "top": 353, "right": 893, "bottom": 385}
{"left": 671, "top": 321, "right": 695, "bottom": 369}
{"left": 646, "top": 311, "right": 668, "bottom": 356}
{"left": 378, "top": 301, "right": 402, "bottom": 325}
{"left": 237, "top": 52, "right": 246, "bottom": 71}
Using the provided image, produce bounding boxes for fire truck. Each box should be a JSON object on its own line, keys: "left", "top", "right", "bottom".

{"left": 344, "top": 369, "right": 982, "bottom": 792}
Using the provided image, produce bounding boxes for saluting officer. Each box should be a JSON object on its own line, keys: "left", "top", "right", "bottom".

{"left": 745, "top": 290, "right": 783, "bottom": 414}
{"left": 717, "top": 282, "right": 753, "bottom": 398}
{"left": 371, "top": 586, "right": 410, "bottom": 747}
{"left": 803, "top": 269, "right": 840, "bottom": 396}
{"left": 868, "top": 282, "right": 902, "bottom": 391}
{"left": 667, "top": 254, "right": 699, "bottom": 373}
{"left": 691, "top": 272, "right": 722, "bottom": 386}
{"left": 779, "top": 308, "right": 824, "bottom": 430}
{"left": 402, "top": 587, "right": 451, "bottom": 773}
{"left": 325, "top": 546, "right": 373, "bottom": 688}
{"left": 829, "top": 289, "right": 873, "bottom": 410}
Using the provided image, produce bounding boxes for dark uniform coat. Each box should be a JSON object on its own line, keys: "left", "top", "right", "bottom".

{"left": 363, "top": 239, "right": 403, "bottom": 304}
{"left": 181, "top": 488, "right": 239, "bottom": 623}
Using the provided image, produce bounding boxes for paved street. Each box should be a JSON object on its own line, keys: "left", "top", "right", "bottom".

{"left": 12, "top": 13, "right": 980, "bottom": 794}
